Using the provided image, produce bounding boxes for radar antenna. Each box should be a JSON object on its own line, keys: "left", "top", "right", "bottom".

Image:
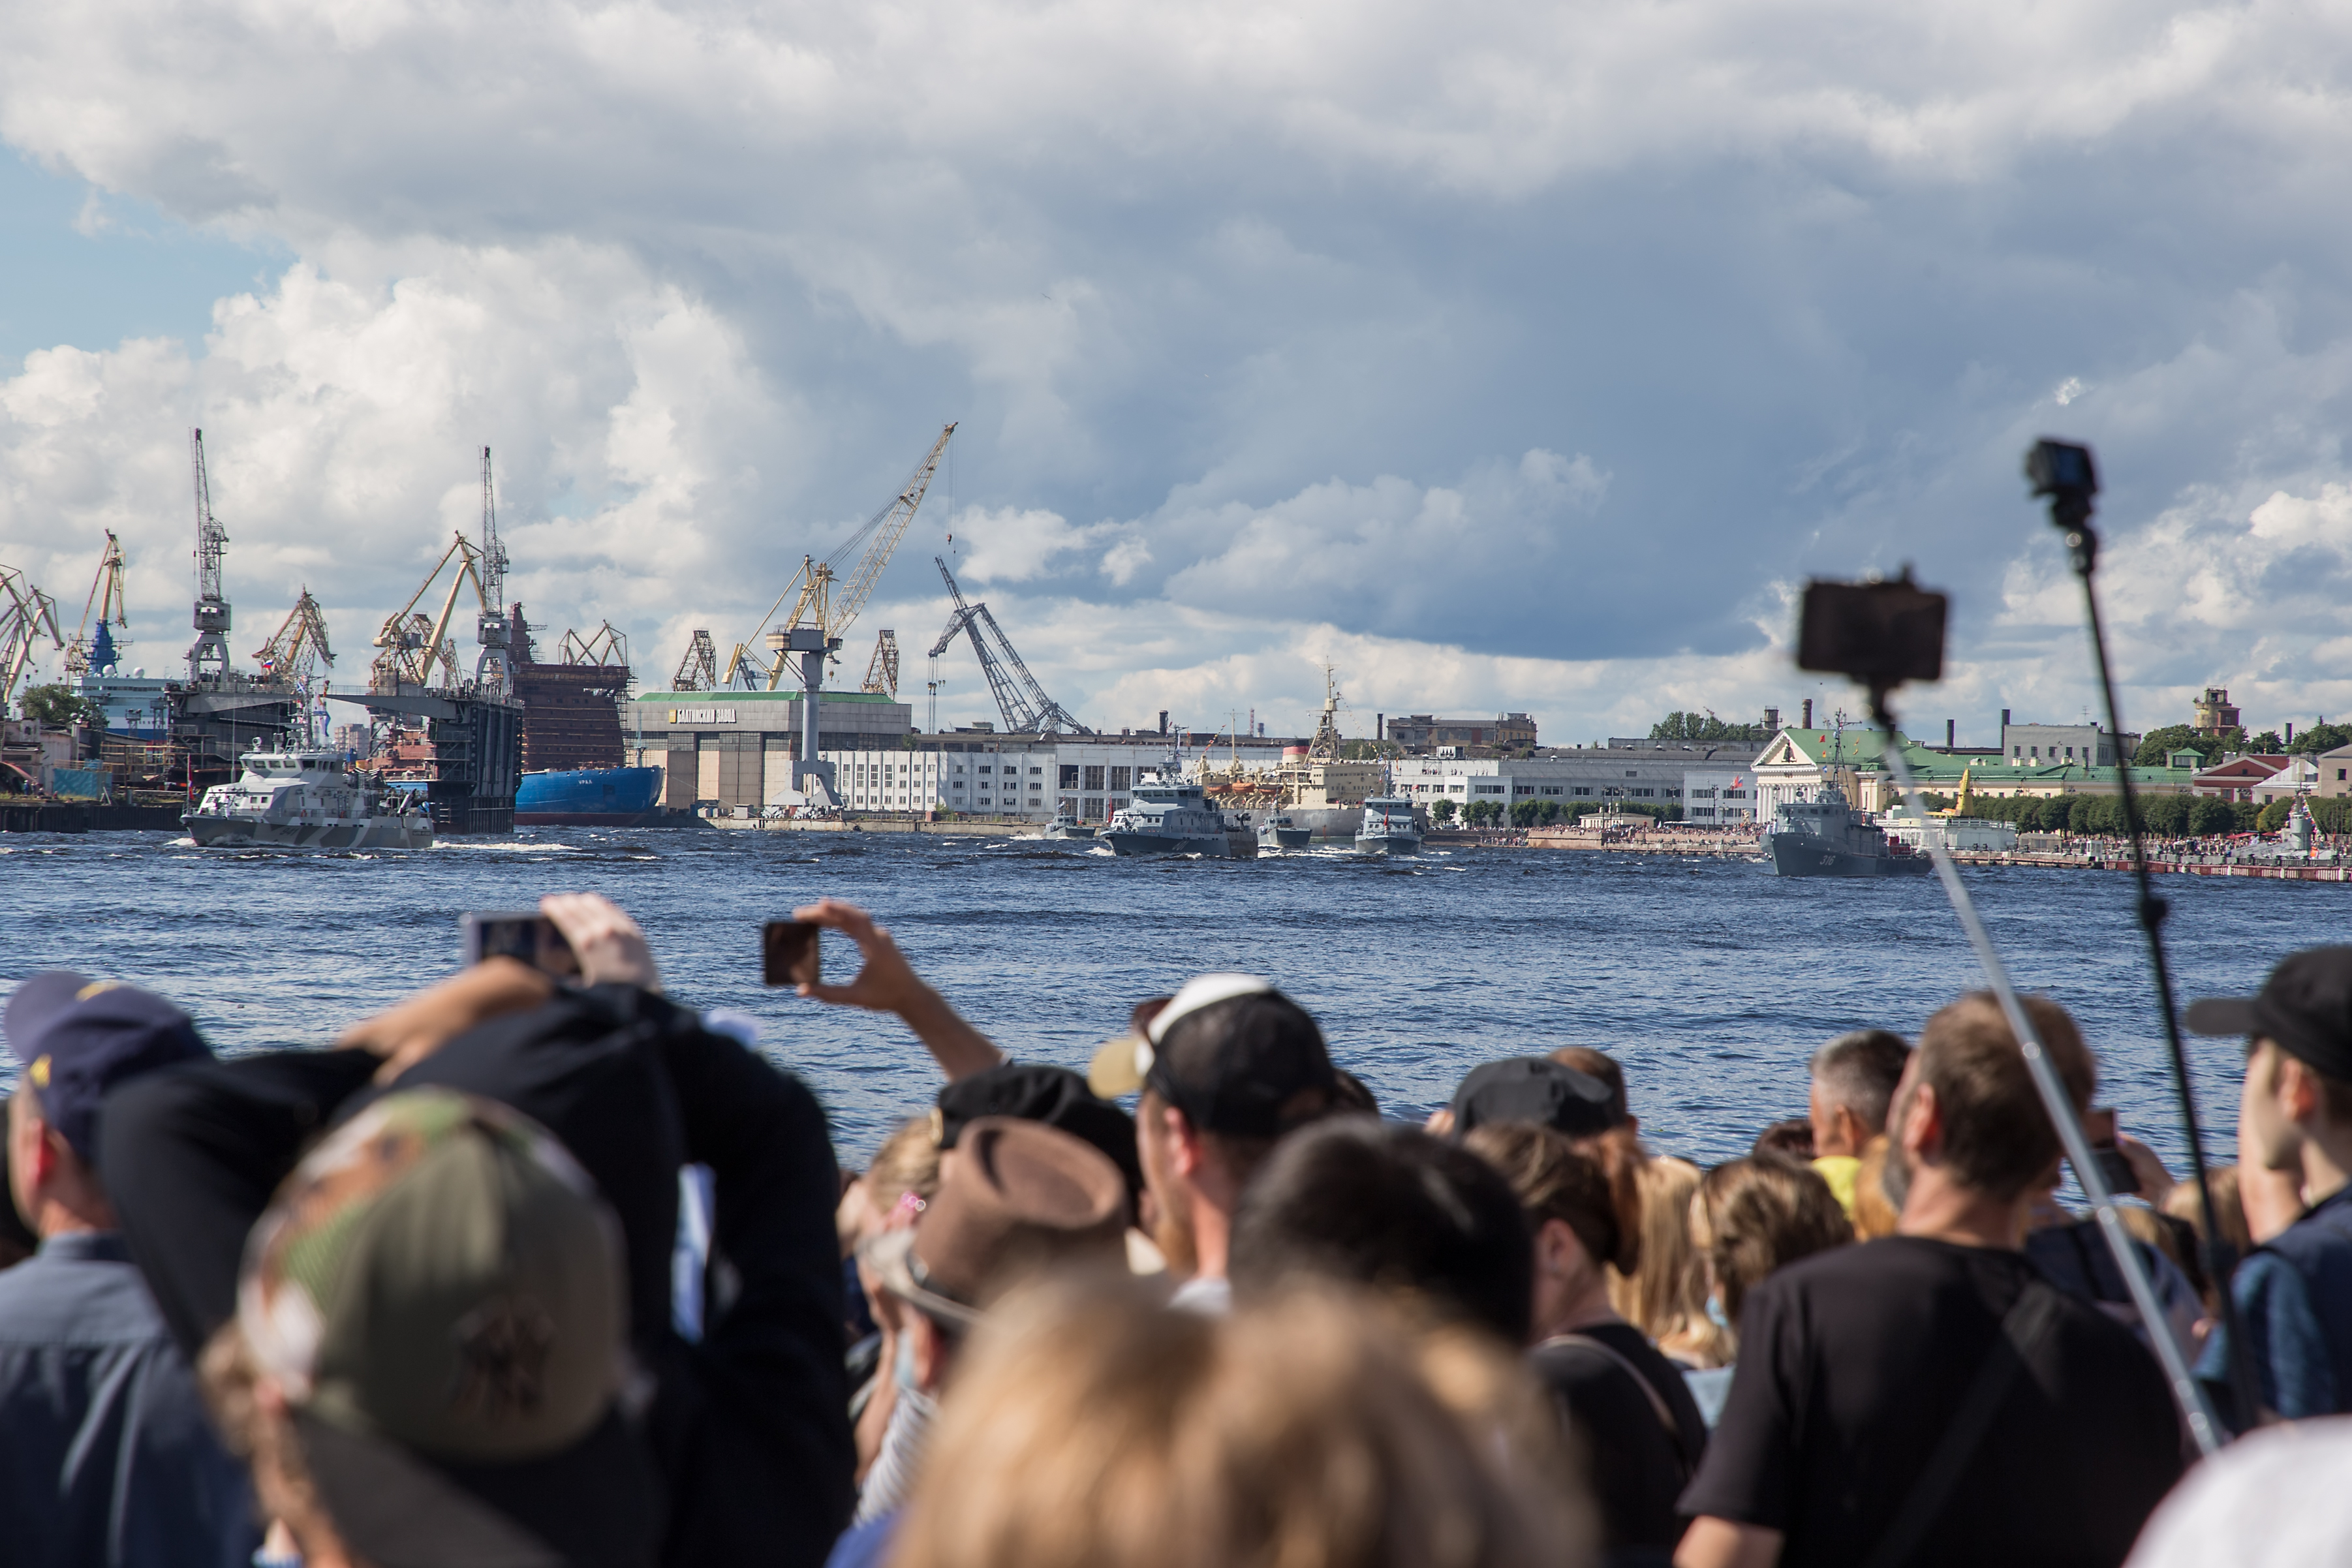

{"left": 187, "top": 429, "right": 234, "bottom": 679}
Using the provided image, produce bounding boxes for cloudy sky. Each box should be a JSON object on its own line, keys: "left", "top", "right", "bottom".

{"left": 3, "top": 1, "right": 2350, "bottom": 745}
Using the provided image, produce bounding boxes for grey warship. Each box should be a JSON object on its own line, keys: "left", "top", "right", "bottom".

{"left": 185, "top": 749, "right": 434, "bottom": 850}
{"left": 1764, "top": 786, "right": 1932, "bottom": 878}
{"left": 1102, "top": 761, "right": 1230, "bottom": 857}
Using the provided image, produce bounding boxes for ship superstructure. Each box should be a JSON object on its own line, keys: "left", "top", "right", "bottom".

{"left": 1102, "top": 748, "right": 1232, "bottom": 857}
{"left": 1194, "top": 669, "right": 1381, "bottom": 838}
{"left": 184, "top": 748, "right": 432, "bottom": 849}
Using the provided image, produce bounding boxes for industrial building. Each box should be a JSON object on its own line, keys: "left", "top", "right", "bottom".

{"left": 1388, "top": 739, "right": 1758, "bottom": 816}
{"left": 1384, "top": 712, "right": 1538, "bottom": 755}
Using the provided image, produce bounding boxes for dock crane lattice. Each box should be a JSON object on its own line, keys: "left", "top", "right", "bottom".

{"left": 186, "top": 429, "right": 234, "bottom": 680}
{"left": 65, "top": 531, "right": 129, "bottom": 677}
{"left": 0, "top": 565, "right": 65, "bottom": 713}
{"left": 927, "top": 556, "right": 1091, "bottom": 736}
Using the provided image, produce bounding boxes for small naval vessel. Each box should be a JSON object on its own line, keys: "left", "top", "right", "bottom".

{"left": 1257, "top": 812, "right": 1312, "bottom": 850}
{"left": 1102, "top": 760, "right": 1231, "bottom": 857}
{"left": 1042, "top": 809, "right": 1096, "bottom": 840}
{"left": 184, "top": 749, "right": 434, "bottom": 850}
{"left": 1355, "top": 796, "right": 1422, "bottom": 854}
{"left": 1765, "top": 786, "right": 1931, "bottom": 878}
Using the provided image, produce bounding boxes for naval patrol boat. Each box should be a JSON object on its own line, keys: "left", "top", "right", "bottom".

{"left": 184, "top": 749, "right": 435, "bottom": 850}
{"left": 1764, "top": 785, "right": 1931, "bottom": 878}
{"left": 1354, "top": 795, "right": 1422, "bottom": 854}
{"left": 1257, "top": 812, "right": 1312, "bottom": 850}
{"left": 1102, "top": 757, "right": 1231, "bottom": 857}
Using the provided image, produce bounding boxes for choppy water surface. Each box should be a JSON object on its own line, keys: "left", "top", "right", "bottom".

{"left": 5, "top": 828, "right": 2338, "bottom": 1168}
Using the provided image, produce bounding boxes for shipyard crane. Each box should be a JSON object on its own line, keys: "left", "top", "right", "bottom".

{"left": 926, "top": 555, "right": 1091, "bottom": 736}
{"left": 1, "top": 565, "right": 66, "bottom": 712}
{"left": 672, "top": 630, "right": 720, "bottom": 691}
{"left": 187, "top": 428, "right": 234, "bottom": 680}
{"left": 370, "top": 534, "right": 489, "bottom": 693}
{"left": 861, "top": 629, "right": 900, "bottom": 697}
{"left": 722, "top": 422, "right": 956, "bottom": 692}
{"left": 63, "top": 531, "right": 130, "bottom": 677}
{"left": 254, "top": 589, "right": 335, "bottom": 743}
{"left": 558, "top": 622, "right": 631, "bottom": 669}
{"left": 474, "top": 447, "right": 515, "bottom": 699}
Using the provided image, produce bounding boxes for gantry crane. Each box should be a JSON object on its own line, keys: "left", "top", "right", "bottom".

{"left": 63, "top": 531, "right": 129, "bottom": 677}
{"left": 558, "top": 622, "right": 630, "bottom": 669}
{"left": 254, "top": 589, "right": 335, "bottom": 743}
{"left": 369, "top": 534, "right": 490, "bottom": 694}
{"left": 672, "top": 630, "right": 719, "bottom": 691}
{"left": 926, "top": 556, "right": 1090, "bottom": 735}
{"left": 1, "top": 565, "right": 66, "bottom": 713}
{"left": 723, "top": 423, "right": 956, "bottom": 692}
{"left": 861, "top": 630, "right": 900, "bottom": 696}
{"left": 187, "top": 429, "right": 234, "bottom": 680}
{"left": 474, "top": 447, "right": 514, "bottom": 699}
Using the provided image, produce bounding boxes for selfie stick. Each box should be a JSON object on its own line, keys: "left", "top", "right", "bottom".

{"left": 2026, "top": 438, "right": 2261, "bottom": 1432}
{"left": 1869, "top": 696, "right": 2223, "bottom": 1454}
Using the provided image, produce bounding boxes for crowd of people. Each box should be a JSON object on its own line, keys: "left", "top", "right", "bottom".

{"left": 5, "top": 897, "right": 2352, "bottom": 1568}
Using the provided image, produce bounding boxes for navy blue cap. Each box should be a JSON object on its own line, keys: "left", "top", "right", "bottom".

{"left": 1450, "top": 1057, "right": 1617, "bottom": 1140}
{"left": 5, "top": 972, "right": 209, "bottom": 1167}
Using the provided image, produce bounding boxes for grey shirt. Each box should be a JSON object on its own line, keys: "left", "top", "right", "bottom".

{"left": 0, "top": 1232, "right": 258, "bottom": 1568}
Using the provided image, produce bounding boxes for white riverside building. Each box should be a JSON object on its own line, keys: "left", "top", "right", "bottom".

{"left": 1389, "top": 741, "right": 1767, "bottom": 819}
{"left": 624, "top": 690, "right": 1296, "bottom": 821}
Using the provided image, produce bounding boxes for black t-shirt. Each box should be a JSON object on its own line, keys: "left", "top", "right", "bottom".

{"left": 1679, "top": 1236, "right": 2184, "bottom": 1568}
{"left": 1531, "top": 1321, "right": 1709, "bottom": 1565}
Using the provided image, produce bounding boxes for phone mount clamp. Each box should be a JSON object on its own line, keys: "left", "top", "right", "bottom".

{"left": 2027, "top": 437, "right": 2259, "bottom": 1431}
{"left": 1797, "top": 567, "right": 2226, "bottom": 1454}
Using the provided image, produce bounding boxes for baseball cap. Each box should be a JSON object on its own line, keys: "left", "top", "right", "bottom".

{"left": 935, "top": 1062, "right": 1143, "bottom": 1212}
{"left": 5, "top": 972, "right": 209, "bottom": 1166}
{"left": 2186, "top": 946, "right": 2352, "bottom": 1082}
{"left": 864, "top": 1116, "right": 1127, "bottom": 1330}
{"left": 238, "top": 1087, "right": 658, "bottom": 1568}
{"left": 1449, "top": 1057, "right": 1617, "bottom": 1139}
{"left": 1086, "top": 974, "right": 1335, "bottom": 1138}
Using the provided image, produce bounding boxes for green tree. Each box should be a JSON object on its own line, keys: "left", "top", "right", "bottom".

{"left": 1536, "top": 799, "right": 1562, "bottom": 826}
{"left": 2188, "top": 797, "right": 2237, "bottom": 836}
{"left": 2288, "top": 722, "right": 2352, "bottom": 756}
{"left": 2141, "top": 794, "right": 2191, "bottom": 837}
{"left": 1511, "top": 799, "right": 1541, "bottom": 828}
{"left": 2257, "top": 799, "right": 2293, "bottom": 833}
{"left": 1430, "top": 797, "right": 1457, "bottom": 825}
{"left": 2249, "top": 730, "right": 2285, "bottom": 753}
{"left": 20, "top": 685, "right": 99, "bottom": 728}
{"left": 2135, "top": 725, "right": 2232, "bottom": 768}
{"left": 1650, "top": 709, "right": 1768, "bottom": 744}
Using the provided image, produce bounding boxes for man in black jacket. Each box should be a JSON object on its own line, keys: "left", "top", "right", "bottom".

{"left": 101, "top": 894, "right": 854, "bottom": 1568}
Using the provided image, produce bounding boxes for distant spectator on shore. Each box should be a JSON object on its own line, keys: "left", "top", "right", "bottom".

{"left": 829, "top": 1116, "right": 1128, "bottom": 1567}
{"left": 1685, "top": 1154, "right": 1852, "bottom": 1426}
{"left": 1089, "top": 974, "right": 1338, "bottom": 1312}
{"left": 1750, "top": 1118, "right": 1814, "bottom": 1160}
{"left": 1470, "top": 1121, "right": 1706, "bottom": 1567}
{"left": 2188, "top": 945, "right": 2352, "bottom": 1428}
{"left": 1612, "top": 1156, "right": 1727, "bottom": 1371}
{"left": 1551, "top": 1047, "right": 1637, "bottom": 1133}
{"left": 1807, "top": 1029, "right": 1911, "bottom": 1220}
{"left": 0, "top": 974, "right": 258, "bottom": 1568}
{"left": 890, "top": 1278, "right": 1586, "bottom": 1568}
{"left": 1677, "top": 993, "right": 2184, "bottom": 1568}
{"left": 1230, "top": 1118, "right": 1532, "bottom": 1343}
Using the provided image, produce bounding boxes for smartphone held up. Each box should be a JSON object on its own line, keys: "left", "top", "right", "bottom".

{"left": 763, "top": 920, "right": 822, "bottom": 989}
{"left": 461, "top": 913, "right": 581, "bottom": 979}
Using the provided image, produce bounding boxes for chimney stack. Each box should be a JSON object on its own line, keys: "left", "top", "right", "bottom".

{"left": 1158, "top": 711, "right": 1168, "bottom": 735}
{"left": 2000, "top": 708, "right": 2011, "bottom": 729}
{"left": 1802, "top": 698, "right": 1814, "bottom": 730}
{"left": 1764, "top": 707, "right": 1780, "bottom": 731}
{"left": 2287, "top": 722, "right": 2296, "bottom": 745}
{"left": 1946, "top": 718, "right": 1956, "bottom": 750}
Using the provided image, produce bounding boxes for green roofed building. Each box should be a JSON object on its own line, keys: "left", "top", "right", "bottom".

{"left": 1753, "top": 724, "right": 2196, "bottom": 824}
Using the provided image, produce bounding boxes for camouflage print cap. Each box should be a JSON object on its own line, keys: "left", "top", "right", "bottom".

{"left": 240, "top": 1086, "right": 627, "bottom": 1462}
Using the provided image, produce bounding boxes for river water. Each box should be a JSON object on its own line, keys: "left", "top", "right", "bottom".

{"left": 4, "top": 827, "right": 2335, "bottom": 1170}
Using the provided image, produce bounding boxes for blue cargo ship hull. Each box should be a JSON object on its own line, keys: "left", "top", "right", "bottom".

{"left": 514, "top": 767, "right": 664, "bottom": 826}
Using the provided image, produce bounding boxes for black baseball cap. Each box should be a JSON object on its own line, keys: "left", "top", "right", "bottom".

{"left": 2186, "top": 946, "right": 2352, "bottom": 1082}
{"left": 5, "top": 972, "right": 209, "bottom": 1165}
{"left": 1087, "top": 974, "right": 1335, "bottom": 1138}
{"left": 1449, "top": 1057, "right": 1617, "bottom": 1139}
{"left": 935, "top": 1062, "right": 1144, "bottom": 1212}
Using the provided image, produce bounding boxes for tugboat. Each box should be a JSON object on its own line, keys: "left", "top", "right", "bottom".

{"left": 185, "top": 748, "right": 433, "bottom": 849}
{"left": 1102, "top": 754, "right": 1230, "bottom": 857}
{"left": 1765, "top": 786, "right": 1932, "bottom": 878}
{"left": 1354, "top": 795, "right": 1421, "bottom": 854}
{"left": 1042, "top": 808, "right": 1096, "bottom": 840}
{"left": 1257, "top": 812, "right": 1312, "bottom": 850}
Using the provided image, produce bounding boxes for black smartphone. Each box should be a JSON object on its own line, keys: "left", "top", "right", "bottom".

{"left": 2082, "top": 1107, "right": 2142, "bottom": 1195}
{"left": 1795, "top": 577, "right": 1948, "bottom": 690}
{"left": 461, "top": 912, "right": 580, "bottom": 978}
{"left": 763, "top": 919, "right": 821, "bottom": 988}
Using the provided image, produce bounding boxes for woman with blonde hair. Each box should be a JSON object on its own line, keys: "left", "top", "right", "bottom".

{"left": 1684, "top": 1152, "right": 1852, "bottom": 1426}
{"left": 1608, "top": 1154, "right": 1727, "bottom": 1370}
{"left": 889, "top": 1278, "right": 1586, "bottom": 1568}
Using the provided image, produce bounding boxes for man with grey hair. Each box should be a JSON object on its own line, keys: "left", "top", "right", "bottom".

{"left": 1808, "top": 1029, "right": 1910, "bottom": 1220}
